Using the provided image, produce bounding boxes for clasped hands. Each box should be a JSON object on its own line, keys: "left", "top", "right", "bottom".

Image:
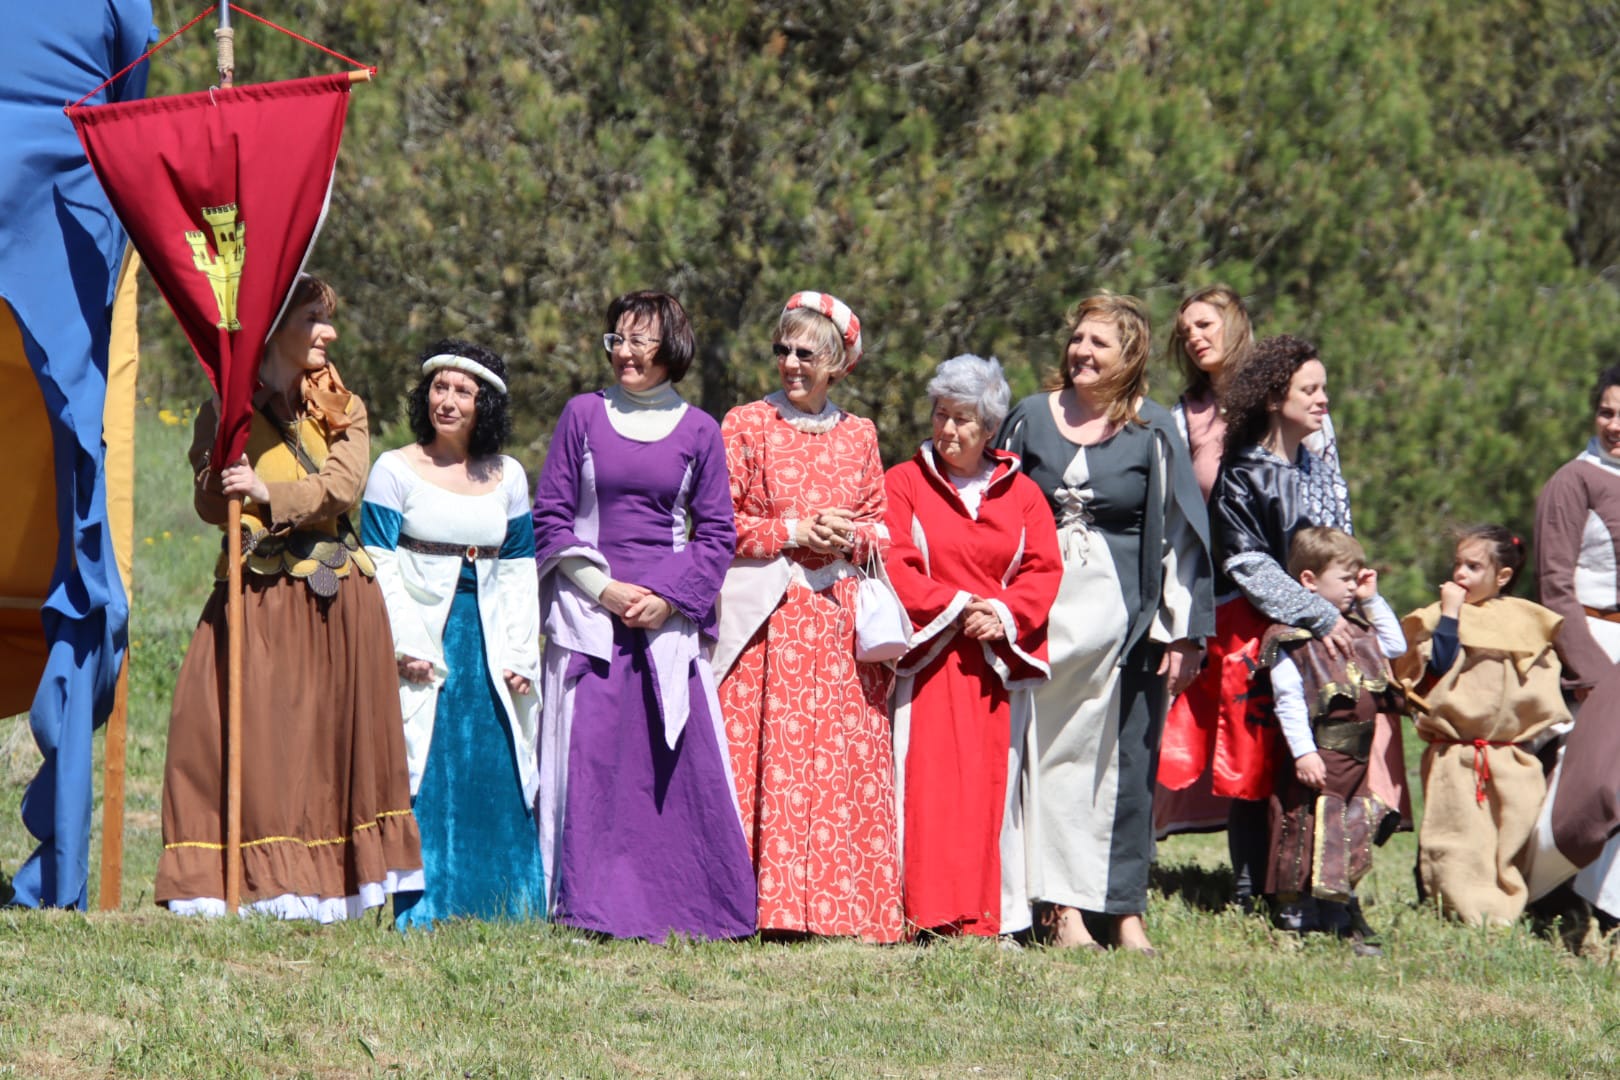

{"left": 599, "top": 580, "right": 674, "bottom": 629}
{"left": 398, "top": 657, "right": 531, "bottom": 696}
{"left": 958, "top": 597, "right": 1007, "bottom": 642}
{"left": 794, "top": 509, "right": 857, "bottom": 555}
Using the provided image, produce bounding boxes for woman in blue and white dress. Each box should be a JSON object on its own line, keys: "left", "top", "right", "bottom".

{"left": 361, "top": 340, "right": 544, "bottom": 929}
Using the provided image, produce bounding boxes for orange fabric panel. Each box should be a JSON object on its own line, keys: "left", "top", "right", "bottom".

{"left": 103, "top": 247, "right": 139, "bottom": 605}
{"left": 0, "top": 301, "right": 56, "bottom": 717}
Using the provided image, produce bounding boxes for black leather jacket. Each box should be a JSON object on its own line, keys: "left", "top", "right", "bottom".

{"left": 1210, "top": 443, "right": 1352, "bottom": 604}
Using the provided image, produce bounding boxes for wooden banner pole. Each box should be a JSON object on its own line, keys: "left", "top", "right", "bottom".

{"left": 224, "top": 494, "right": 244, "bottom": 911}
{"left": 96, "top": 655, "right": 130, "bottom": 911}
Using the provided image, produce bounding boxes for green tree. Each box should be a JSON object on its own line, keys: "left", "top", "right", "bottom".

{"left": 133, "top": 0, "right": 1620, "bottom": 611}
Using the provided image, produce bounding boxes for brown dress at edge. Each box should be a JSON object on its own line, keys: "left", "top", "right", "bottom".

{"left": 155, "top": 380, "right": 422, "bottom": 917}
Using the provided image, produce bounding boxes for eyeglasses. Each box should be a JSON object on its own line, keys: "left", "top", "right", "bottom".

{"left": 772, "top": 343, "right": 825, "bottom": 363}
{"left": 603, "top": 333, "right": 659, "bottom": 354}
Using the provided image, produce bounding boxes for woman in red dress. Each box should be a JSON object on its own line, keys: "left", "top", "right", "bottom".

{"left": 715, "top": 291, "right": 903, "bottom": 941}
{"left": 883, "top": 354, "right": 1062, "bottom": 940}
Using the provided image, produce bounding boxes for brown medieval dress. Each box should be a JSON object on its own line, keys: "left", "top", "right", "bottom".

{"left": 154, "top": 375, "right": 422, "bottom": 918}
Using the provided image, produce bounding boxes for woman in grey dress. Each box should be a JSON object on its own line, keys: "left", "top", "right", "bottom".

{"left": 997, "top": 293, "right": 1214, "bottom": 952}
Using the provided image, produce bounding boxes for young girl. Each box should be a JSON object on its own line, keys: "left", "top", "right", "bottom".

{"left": 1396, "top": 526, "right": 1571, "bottom": 926}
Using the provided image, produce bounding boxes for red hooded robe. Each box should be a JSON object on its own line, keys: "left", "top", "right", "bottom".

{"left": 883, "top": 445, "right": 1062, "bottom": 934}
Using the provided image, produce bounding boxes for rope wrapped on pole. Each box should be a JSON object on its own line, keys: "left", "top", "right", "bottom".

{"left": 216, "top": 0, "right": 233, "bottom": 88}
{"left": 215, "top": 27, "right": 235, "bottom": 89}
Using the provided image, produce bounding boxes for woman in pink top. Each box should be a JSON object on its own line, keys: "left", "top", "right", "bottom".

{"left": 1157, "top": 288, "right": 1355, "bottom": 842}
{"left": 1167, "top": 286, "right": 1346, "bottom": 503}
{"left": 1156, "top": 286, "right": 1255, "bottom": 838}
{"left": 1166, "top": 286, "right": 1254, "bottom": 501}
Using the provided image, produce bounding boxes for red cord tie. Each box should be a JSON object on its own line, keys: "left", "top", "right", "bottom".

{"left": 1449, "top": 737, "right": 1516, "bottom": 805}
{"left": 1470, "top": 739, "right": 1492, "bottom": 804}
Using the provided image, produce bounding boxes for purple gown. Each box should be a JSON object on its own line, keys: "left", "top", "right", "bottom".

{"left": 531, "top": 391, "right": 756, "bottom": 940}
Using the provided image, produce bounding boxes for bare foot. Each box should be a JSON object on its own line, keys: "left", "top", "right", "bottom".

{"left": 1115, "top": 913, "right": 1156, "bottom": 955}
{"left": 1046, "top": 904, "right": 1100, "bottom": 949}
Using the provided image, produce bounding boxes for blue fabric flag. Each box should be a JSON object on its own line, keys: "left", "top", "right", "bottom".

{"left": 0, "top": 2, "right": 152, "bottom": 909}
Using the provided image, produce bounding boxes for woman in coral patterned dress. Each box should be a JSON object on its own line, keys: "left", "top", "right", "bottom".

{"left": 715, "top": 291, "right": 903, "bottom": 942}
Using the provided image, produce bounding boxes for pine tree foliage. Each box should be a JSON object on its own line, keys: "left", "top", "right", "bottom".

{"left": 137, "top": 0, "right": 1620, "bottom": 610}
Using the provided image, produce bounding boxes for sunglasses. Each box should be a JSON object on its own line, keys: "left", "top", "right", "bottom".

{"left": 772, "top": 343, "right": 824, "bottom": 362}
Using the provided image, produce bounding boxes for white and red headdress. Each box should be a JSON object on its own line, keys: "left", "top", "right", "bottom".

{"left": 783, "top": 290, "right": 863, "bottom": 370}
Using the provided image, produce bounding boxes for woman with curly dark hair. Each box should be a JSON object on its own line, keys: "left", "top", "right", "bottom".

{"left": 361, "top": 339, "right": 545, "bottom": 929}
{"left": 1158, "top": 335, "right": 1401, "bottom": 925}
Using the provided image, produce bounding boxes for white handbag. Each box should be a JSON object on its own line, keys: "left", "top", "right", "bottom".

{"left": 853, "top": 554, "right": 912, "bottom": 663}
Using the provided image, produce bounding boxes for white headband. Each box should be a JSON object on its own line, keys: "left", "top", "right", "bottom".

{"left": 422, "top": 353, "right": 507, "bottom": 394}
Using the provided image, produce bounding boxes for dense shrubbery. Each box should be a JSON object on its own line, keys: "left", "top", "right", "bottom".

{"left": 136, "top": 0, "right": 1620, "bottom": 610}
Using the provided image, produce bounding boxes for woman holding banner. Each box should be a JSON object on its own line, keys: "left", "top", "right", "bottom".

{"left": 155, "top": 275, "right": 423, "bottom": 920}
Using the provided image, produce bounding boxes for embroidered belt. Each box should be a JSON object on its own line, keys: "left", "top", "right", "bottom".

{"left": 226, "top": 521, "right": 373, "bottom": 596}
{"left": 1310, "top": 716, "right": 1375, "bottom": 761}
{"left": 399, "top": 534, "right": 501, "bottom": 561}
{"left": 1582, "top": 605, "right": 1620, "bottom": 623}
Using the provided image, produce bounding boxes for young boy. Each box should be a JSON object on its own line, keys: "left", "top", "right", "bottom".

{"left": 1259, "top": 527, "right": 1407, "bottom": 954}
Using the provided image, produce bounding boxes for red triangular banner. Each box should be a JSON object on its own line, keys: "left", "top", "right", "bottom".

{"left": 68, "top": 73, "right": 353, "bottom": 466}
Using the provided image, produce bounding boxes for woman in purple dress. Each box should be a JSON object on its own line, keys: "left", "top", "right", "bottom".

{"left": 531, "top": 291, "right": 756, "bottom": 940}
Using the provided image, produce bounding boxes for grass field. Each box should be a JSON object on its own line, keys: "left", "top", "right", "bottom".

{"left": 2, "top": 406, "right": 1619, "bottom": 1078}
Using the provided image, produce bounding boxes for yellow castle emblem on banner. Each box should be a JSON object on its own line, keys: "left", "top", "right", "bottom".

{"left": 185, "top": 203, "right": 244, "bottom": 331}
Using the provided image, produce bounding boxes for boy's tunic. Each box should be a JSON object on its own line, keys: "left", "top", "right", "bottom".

{"left": 1261, "top": 616, "right": 1404, "bottom": 900}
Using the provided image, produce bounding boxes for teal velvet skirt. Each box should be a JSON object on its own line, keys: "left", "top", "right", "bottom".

{"left": 395, "top": 563, "right": 545, "bottom": 929}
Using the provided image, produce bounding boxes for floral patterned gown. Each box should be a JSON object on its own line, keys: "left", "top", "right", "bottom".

{"left": 715, "top": 392, "right": 903, "bottom": 942}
